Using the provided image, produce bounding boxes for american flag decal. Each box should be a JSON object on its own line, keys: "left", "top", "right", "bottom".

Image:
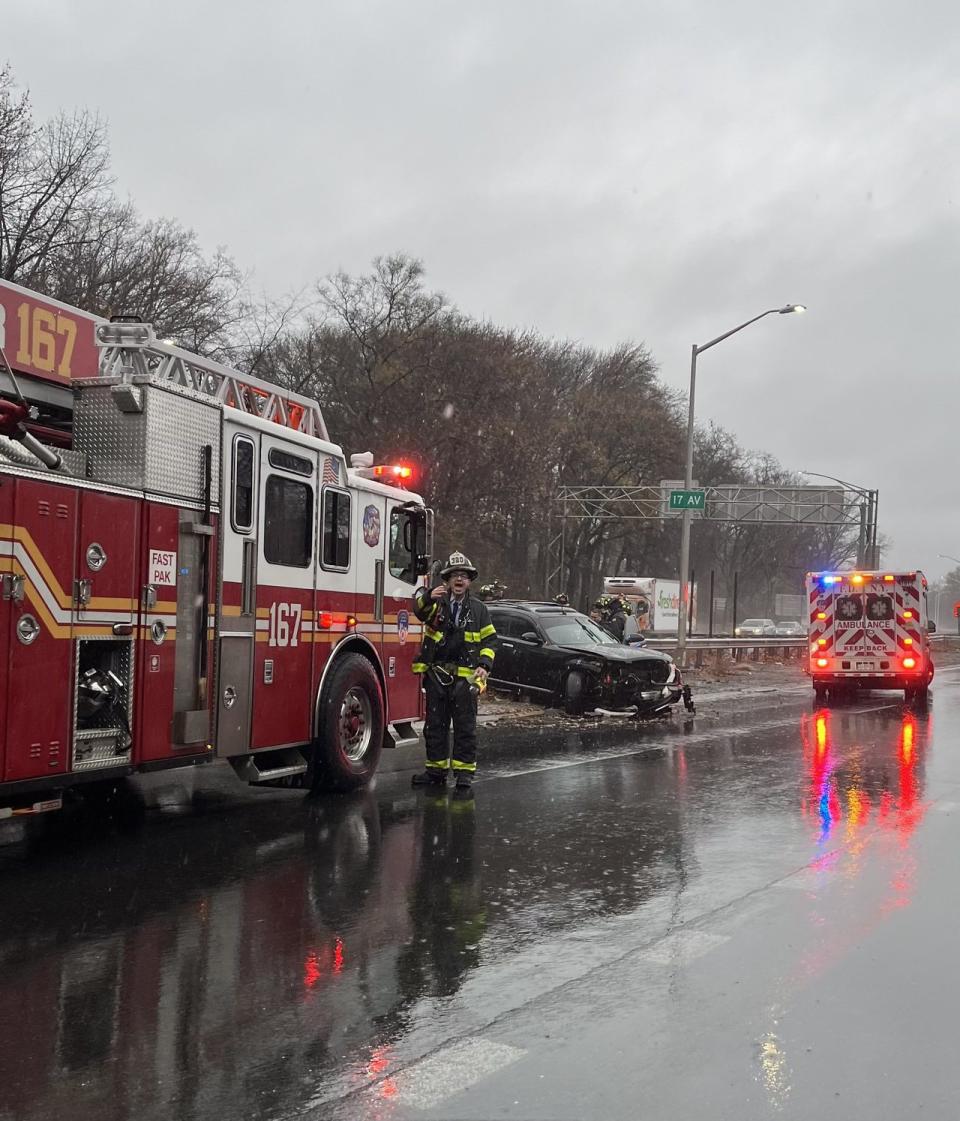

{"left": 322, "top": 457, "right": 341, "bottom": 486}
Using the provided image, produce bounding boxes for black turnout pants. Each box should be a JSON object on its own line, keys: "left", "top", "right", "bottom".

{"left": 424, "top": 672, "right": 478, "bottom": 773}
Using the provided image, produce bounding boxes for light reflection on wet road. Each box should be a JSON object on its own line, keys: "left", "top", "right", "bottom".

{"left": 2, "top": 677, "right": 959, "bottom": 1120}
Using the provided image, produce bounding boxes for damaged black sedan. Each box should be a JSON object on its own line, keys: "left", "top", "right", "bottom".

{"left": 488, "top": 602, "right": 690, "bottom": 716}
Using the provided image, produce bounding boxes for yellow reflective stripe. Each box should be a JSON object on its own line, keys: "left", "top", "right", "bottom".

{"left": 425, "top": 602, "right": 438, "bottom": 620}
{"left": 425, "top": 759, "right": 448, "bottom": 769}
{"left": 451, "top": 759, "right": 477, "bottom": 772}
{"left": 479, "top": 648, "right": 495, "bottom": 661}
{"left": 463, "top": 630, "right": 483, "bottom": 643}
{"left": 479, "top": 624, "right": 496, "bottom": 640}
{"left": 456, "top": 666, "right": 476, "bottom": 678}
{"left": 424, "top": 626, "right": 442, "bottom": 641}
{"left": 412, "top": 662, "right": 427, "bottom": 673}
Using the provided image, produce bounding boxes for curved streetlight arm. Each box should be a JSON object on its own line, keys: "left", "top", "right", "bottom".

{"left": 696, "top": 308, "right": 782, "bottom": 355}
{"left": 799, "top": 469, "right": 870, "bottom": 497}
{"left": 937, "top": 553, "right": 960, "bottom": 566}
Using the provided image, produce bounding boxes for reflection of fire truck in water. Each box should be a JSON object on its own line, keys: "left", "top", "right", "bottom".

{"left": 0, "top": 278, "right": 430, "bottom": 819}
{"left": 805, "top": 570, "right": 935, "bottom": 705}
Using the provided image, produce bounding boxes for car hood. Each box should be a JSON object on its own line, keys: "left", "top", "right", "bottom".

{"left": 554, "top": 642, "right": 673, "bottom": 664}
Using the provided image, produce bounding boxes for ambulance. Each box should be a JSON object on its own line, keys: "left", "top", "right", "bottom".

{"left": 805, "top": 570, "right": 935, "bottom": 704}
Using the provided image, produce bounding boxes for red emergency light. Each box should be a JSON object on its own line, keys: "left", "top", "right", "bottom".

{"left": 372, "top": 464, "right": 413, "bottom": 481}
{"left": 902, "top": 656, "right": 917, "bottom": 670}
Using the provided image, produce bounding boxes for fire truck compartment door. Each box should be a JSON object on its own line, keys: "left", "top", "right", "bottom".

{"left": 3, "top": 478, "right": 77, "bottom": 781}
{"left": 215, "top": 634, "right": 253, "bottom": 756}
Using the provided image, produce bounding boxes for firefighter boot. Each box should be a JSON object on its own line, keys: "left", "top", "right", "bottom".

{"left": 453, "top": 772, "right": 474, "bottom": 797}
{"left": 412, "top": 768, "right": 448, "bottom": 787}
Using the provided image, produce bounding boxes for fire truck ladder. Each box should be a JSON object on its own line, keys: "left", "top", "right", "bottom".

{"left": 95, "top": 322, "right": 329, "bottom": 441}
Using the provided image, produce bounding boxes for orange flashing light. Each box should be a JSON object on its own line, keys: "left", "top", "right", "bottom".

{"left": 904, "top": 637, "right": 913, "bottom": 646}
{"left": 903, "top": 610, "right": 914, "bottom": 620}
{"left": 372, "top": 464, "right": 413, "bottom": 481}
{"left": 851, "top": 574, "right": 864, "bottom": 585}
{"left": 816, "top": 611, "right": 827, "bottom": 620}
{"left": 817, "top": 638, "right": 827, "bottom": 647}
{"left": 346, "top": 614, "right": 358, "bottom": 629}
{"left": 883, "top": 574, "right": 895, "bottom": 582}
{"left": 903, "top": 656, "right": 917, "bottom": 670}
{"left": 816, "top": 657, "right": 829, "bottom": 668}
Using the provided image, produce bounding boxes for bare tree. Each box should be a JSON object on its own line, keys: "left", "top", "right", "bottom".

{"left": 0, "top": 66, "right": 112, "bottom": 284}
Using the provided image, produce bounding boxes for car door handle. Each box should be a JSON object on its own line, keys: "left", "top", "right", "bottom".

{"left": 501, "top": 641, "right": 515, "bottom": 649}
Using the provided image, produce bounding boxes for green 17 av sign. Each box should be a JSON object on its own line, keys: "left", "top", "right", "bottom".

{"left": 669, "top": 489, "right": 706, "bottom": 511}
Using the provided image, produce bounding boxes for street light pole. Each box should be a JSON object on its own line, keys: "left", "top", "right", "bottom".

{"left": 675, "top": 304, "right": 806, "bottom": 669}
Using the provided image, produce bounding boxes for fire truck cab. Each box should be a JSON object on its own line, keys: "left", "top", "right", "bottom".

{"left": 805, "top": 570, "right": 935, "bottom": 705}
{"left": 0, "top": 279, "right": 429, "bottom": 819}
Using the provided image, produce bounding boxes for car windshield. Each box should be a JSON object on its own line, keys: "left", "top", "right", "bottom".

{"left": 539, "top": 614, "right": 621, "bottom": 646}
{"left": 742, "top": 619, "right": 766, "bottom": 627}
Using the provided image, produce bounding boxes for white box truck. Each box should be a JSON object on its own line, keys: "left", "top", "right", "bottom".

{"left": 603, "top": 577, "right": 690, "bottom": 634}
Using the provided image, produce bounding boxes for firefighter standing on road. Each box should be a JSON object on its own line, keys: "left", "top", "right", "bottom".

{"left": 411, "top": 552, "right": 497, "bottom": 792}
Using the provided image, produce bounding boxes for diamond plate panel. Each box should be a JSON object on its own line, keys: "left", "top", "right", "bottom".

{"left": 72, "top": 638, "right": 134, "bottom": 771}
{"left": 74, "top": 380, "right": 221, "bottom": 504}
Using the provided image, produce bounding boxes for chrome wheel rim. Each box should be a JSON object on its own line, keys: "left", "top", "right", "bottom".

{"left": 339, "top": 687, "right": 373, "bottom": 761}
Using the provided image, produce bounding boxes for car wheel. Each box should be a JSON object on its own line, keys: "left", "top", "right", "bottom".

{"left": 563, "top": 670, "right": 587, "bottom": 716}
{"left": 313, "top": 654, "right": 384, "bottom": 791}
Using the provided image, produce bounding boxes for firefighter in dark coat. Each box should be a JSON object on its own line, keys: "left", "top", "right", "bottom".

{"left": 411, "top": 551, "right": 497, "bottom": 792}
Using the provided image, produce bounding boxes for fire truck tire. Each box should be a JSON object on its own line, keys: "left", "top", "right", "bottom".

{"left": 313, "top": 654, "right": 384, "bottom": 790}
{"left": 813, "top": 684, "right": 828, "bottom": 704}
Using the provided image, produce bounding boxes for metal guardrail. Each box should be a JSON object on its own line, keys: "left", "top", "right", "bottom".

{"left": 640, "top": 632, "right": 952, "bottom": 668}
{"left": 645, "top": 633, "right": 951, "bottom": 651}
{"left": 645, "top": 636, "right": 806, "bottom": 651}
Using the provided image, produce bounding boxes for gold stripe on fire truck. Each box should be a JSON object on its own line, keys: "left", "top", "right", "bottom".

{"left": 0, "top": 557, "right": 116, "bottom": 638}
{"left": 0, "top": 524, "right": 142, "bottom": 613}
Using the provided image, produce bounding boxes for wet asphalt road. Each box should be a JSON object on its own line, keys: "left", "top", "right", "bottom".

{"left": 2, "top": 674, "right": 960, "bottom": 1121}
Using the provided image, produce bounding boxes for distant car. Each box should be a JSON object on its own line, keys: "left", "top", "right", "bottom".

{"left": 488, "top": 602, "right": 684, "bottom": 716}
{"left": 734, "top": 618, "right": 777, "bottom": 637}
{"left": 774, "top": 620, "right": 804, "bottom": 636}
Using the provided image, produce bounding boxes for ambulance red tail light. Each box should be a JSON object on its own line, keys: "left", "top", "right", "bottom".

{"left": 902, "top": 656, "right": 917, "bottom": 670}
{"left": 816, "top": 657, "right": 829, "bottom": 668}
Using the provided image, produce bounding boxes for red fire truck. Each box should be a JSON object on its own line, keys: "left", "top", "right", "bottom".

{"left": 805, "top": 569, "right": 935, "bottom": 705}
{"left": 0, "top": 278, "right": 430, "bottom": 819}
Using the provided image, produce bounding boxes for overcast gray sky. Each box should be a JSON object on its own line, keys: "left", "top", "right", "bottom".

{"left": 7, "top": 0, "right": 960, "bottom": 577}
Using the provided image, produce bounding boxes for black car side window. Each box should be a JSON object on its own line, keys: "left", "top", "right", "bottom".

{"left": 516, "top": 617, "right": 542, "bottom": 641}
{"left": 494, "top": 613, "right": 526, "bottom": 639}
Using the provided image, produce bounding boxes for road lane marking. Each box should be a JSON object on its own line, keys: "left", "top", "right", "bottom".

{"left": 637, "top": 930, "right": 728, "bottom": 965}
{"left": 383, "top": 1039, "right": 525, "bottom": 1109}
{"left": 935, "top": 801, "right": 959, "bottom": 813}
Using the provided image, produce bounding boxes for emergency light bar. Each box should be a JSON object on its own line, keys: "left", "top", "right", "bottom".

{"left": 353, "top": 463, "right": 414, "bottom": 486}
{"left": 812, "top": 572, "right": 901, "bottom": 587}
